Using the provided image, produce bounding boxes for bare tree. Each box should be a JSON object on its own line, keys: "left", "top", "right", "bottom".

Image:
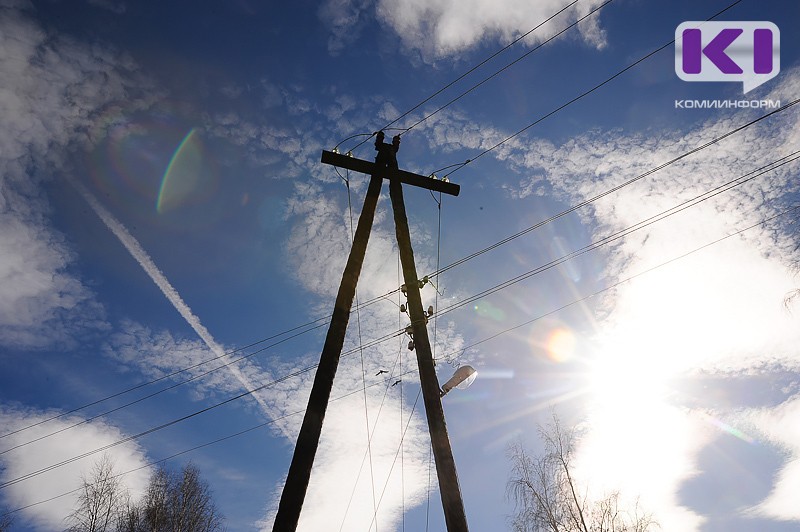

{"left": 507, "top": 414, "right": 657, "bottom": 532}
{"left": 0, "top": 508, "right": 14, "bottom": 532}
{"left": 115, "top": 493, "right": 143, "bottom": 532}
{"left": 66, "top": 457, "right": 223, "bottom": 532}
{"left": 66, "top": 454, "right": 127, "bottom": 532}
{"left": 122, "top": 463, "right": 223, "bottom": 532}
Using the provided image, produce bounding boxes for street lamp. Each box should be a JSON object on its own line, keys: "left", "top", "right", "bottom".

{"left": 440, "top": 365, "right": 477, "bottom": 397}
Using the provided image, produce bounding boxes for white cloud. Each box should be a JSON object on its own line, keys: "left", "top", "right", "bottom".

{"left": 0, "top": 1, "right": 153, "bottom": 349}
{"left": 104, "top": 320, "right": 272, "bottom": 405}
{"left": 0, "top": 406, "right": 150, "bottom": 530}
{"left": 321, "top": 0, "right": 608, "bottom": 61}
{"left": 0, "top": 198, "right": 106, "bottom": 348}
{"left": 743, "top": 396, "right": 800, "bottom": 521}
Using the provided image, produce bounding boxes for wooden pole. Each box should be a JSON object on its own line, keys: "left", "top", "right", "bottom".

{"left": 274, "top": 139, "right": 467, "bottom": 530}
{"left": 388, "top": 176, "right": 469, "bottom": 531}
{"left": 272, "top": 173, "right": 383, "bottom": 531}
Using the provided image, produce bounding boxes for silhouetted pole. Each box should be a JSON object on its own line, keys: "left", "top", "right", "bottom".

{"left": 388, "top": 174, "right": 469, "bottom": 531}
{"left": 272, "top": 172, "right": 383, "bottom": 531}
{"left": 273, "top": 133, "right": 465, "bottom": 531}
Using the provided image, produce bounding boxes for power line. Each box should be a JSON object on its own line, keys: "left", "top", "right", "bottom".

{"left": 435, "top": 151, "right": 800, "bottom": 318}
{"left": 383, "top": 0, "right": 583, "bottom": 133}
{"left": 435, "top": 203, "right": 800, "bottom": 365}
{"left": 0, "top": 286, "right": 402, "bottom": 443}
{"left": 0, "top": 326, "right": 409, "bottom": 490}
{"left": 430, "top": 98, "right": 800, "bottom": 278}
{"left": 338, "top": 343, "right": 405, "bottom": 531}
{"left": 441, "top": 0, "right": 744, "bottom": 179}
{"left": 5, "top": 111, "right": 796, "bottom": 460}
{"left": 0, "top": 320, "right": 322, "bottom": 441}
{"left": 0, "top": 368, "right": 421, "bottom": 519}
{"left": 399, "top": 0, "right": 615, "bottom": 136}
{"left": 346, "top": 0, "right": 589, "bottom": 154}
{"left": 10, "top": 84, "right": 786, "bottom": 459}
{"left": 0, "top": 365, "right": 315, "bottom": 490}
{"left": 0, "top": 321, "right": 328, "bottom": 456}
{"left": 5, "top": 200, "right": 796, "bottom": 521}
{"left": 0, "top": 151, "right": 800, "bottom": 489}
{"left": 7, "top": 95, "right": 797, "bottom": 479}
{"left": 343, "top": 167, "right": 379, "bottom": 529}
{"left": 368, "top": 388, "right": 423, "bottom": 532}
{"left": 6, "top": 103, "right": 797, "bottom": 457}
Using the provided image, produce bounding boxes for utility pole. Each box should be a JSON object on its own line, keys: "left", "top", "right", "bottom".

{"left": 272, "top": 133, "right": 468, "bottom": 531}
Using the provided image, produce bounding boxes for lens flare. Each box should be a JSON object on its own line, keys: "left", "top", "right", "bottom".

{"left": 546, "top": 328, "right": 576, "bottom": 363}
{"left": 472, "top": 300, "right": 506, "bottom": 321}
{"left": 157, "top": 128, "right": 216, "bottom": 213}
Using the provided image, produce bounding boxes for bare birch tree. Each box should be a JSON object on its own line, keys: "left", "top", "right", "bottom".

{"left": 119, "top": 463, "right": 224, "bottom": 532}
{"left": 507, "top": 415, "right": 657, "bottom": 532}
{"left": 65, "top": 453, "right": 126, "bottom": 532}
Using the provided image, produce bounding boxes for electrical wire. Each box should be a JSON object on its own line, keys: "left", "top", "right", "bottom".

{"left": 434, "top": 151, "right": 800, "bottom": 319}
{"left": 0, "top": 320, "right": 324, "bottom": 441}
{"left": 6, "top": 101, "right": 797, "bottom": 484}
{"left": 429, "top": 98, "right": 800, "bottom": 279}
{"left": 382, "top": 0, "right": 582, "bottom": 133}
{"left": 0, "top": 322, "right": 329, "bottom": 456}
{"left": 0, "top": 367, "right": 421, "bottom": 519}
{"left": 434, "top": 203, "right": 800, "bottom": 366}
{"left": 0, "top": 364, "right": 317, "bottom": 490}
{"left": 399, "top": 0, "right": 615, "bottom": 137}
{"left": 345, "top": 1, "right": 585, "bottom": 154}
{"left": 6, "top": 200, "right": 795, "bottom": 520}
{"left": 398, "top": 253, "right": 406, "bottom": 532}
{"left": 343, "top": 167, "right": 379, "bottom": 530}
{"left": 56, "top": 83, "right": 777, "bottom": 454}
{"left": 0, "top": 324, "right": 409, "bottom": 490}
{"left": 5, "top": 115, "right": 796, "bottom": 458}
{"left": 441, "top": 0, "right": 744, "bottom": 179}
{"left": 0, "top": 286, "right": 404, "bottom": 444}
{"left": 337, "top": 342, "right": 405, "bottom": 532}
{"left": 3, "top": 166, "right": 796, "bottom": 491}
{"left": 367, "top": 388, "right": 423, "bottom": 532}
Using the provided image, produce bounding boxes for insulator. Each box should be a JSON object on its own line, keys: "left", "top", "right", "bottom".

{"left": 400, "top": 304, "right": 406, "bottom": 313}
{"left": 427, "top": 305, "right": 434, "bottom": 316}
{"left": 408, "top": 340, "right": 415, "bottom": 351}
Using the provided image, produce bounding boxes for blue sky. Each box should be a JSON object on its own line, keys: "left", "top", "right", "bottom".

{"left": 1, "top": 0, "right": 800, "bottom": 530}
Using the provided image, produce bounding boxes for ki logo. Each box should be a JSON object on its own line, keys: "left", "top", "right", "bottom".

{"left": 675, "top": 21, "right": 780, "bottom": 93}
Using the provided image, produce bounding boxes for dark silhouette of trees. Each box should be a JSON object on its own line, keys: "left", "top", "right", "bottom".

{"left": 0, "top": 509, "right": 14, "bottom": 532}
{"left": 507, "top": 414, "right": 657, "bottom": 532}
{"left": 65, "top": 456, "right": 224, "bottom": 532}
{"left": 66, "top": 454, "right": 126, "bottom": 532}
{"left": 122, "top": 464, "right": 224, "bottom": 532}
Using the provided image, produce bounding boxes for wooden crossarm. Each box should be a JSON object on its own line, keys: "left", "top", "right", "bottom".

{"left": 321, "top": 150, "right": 460, "bottom": 196}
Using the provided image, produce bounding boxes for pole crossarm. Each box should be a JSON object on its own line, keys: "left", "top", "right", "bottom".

{"left": 321, "top": 150, "right": 460, "bottom": 196}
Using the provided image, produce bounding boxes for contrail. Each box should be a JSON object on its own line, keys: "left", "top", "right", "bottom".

{"left": 73, "top": 181, "right": 270, "bottom": 414}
